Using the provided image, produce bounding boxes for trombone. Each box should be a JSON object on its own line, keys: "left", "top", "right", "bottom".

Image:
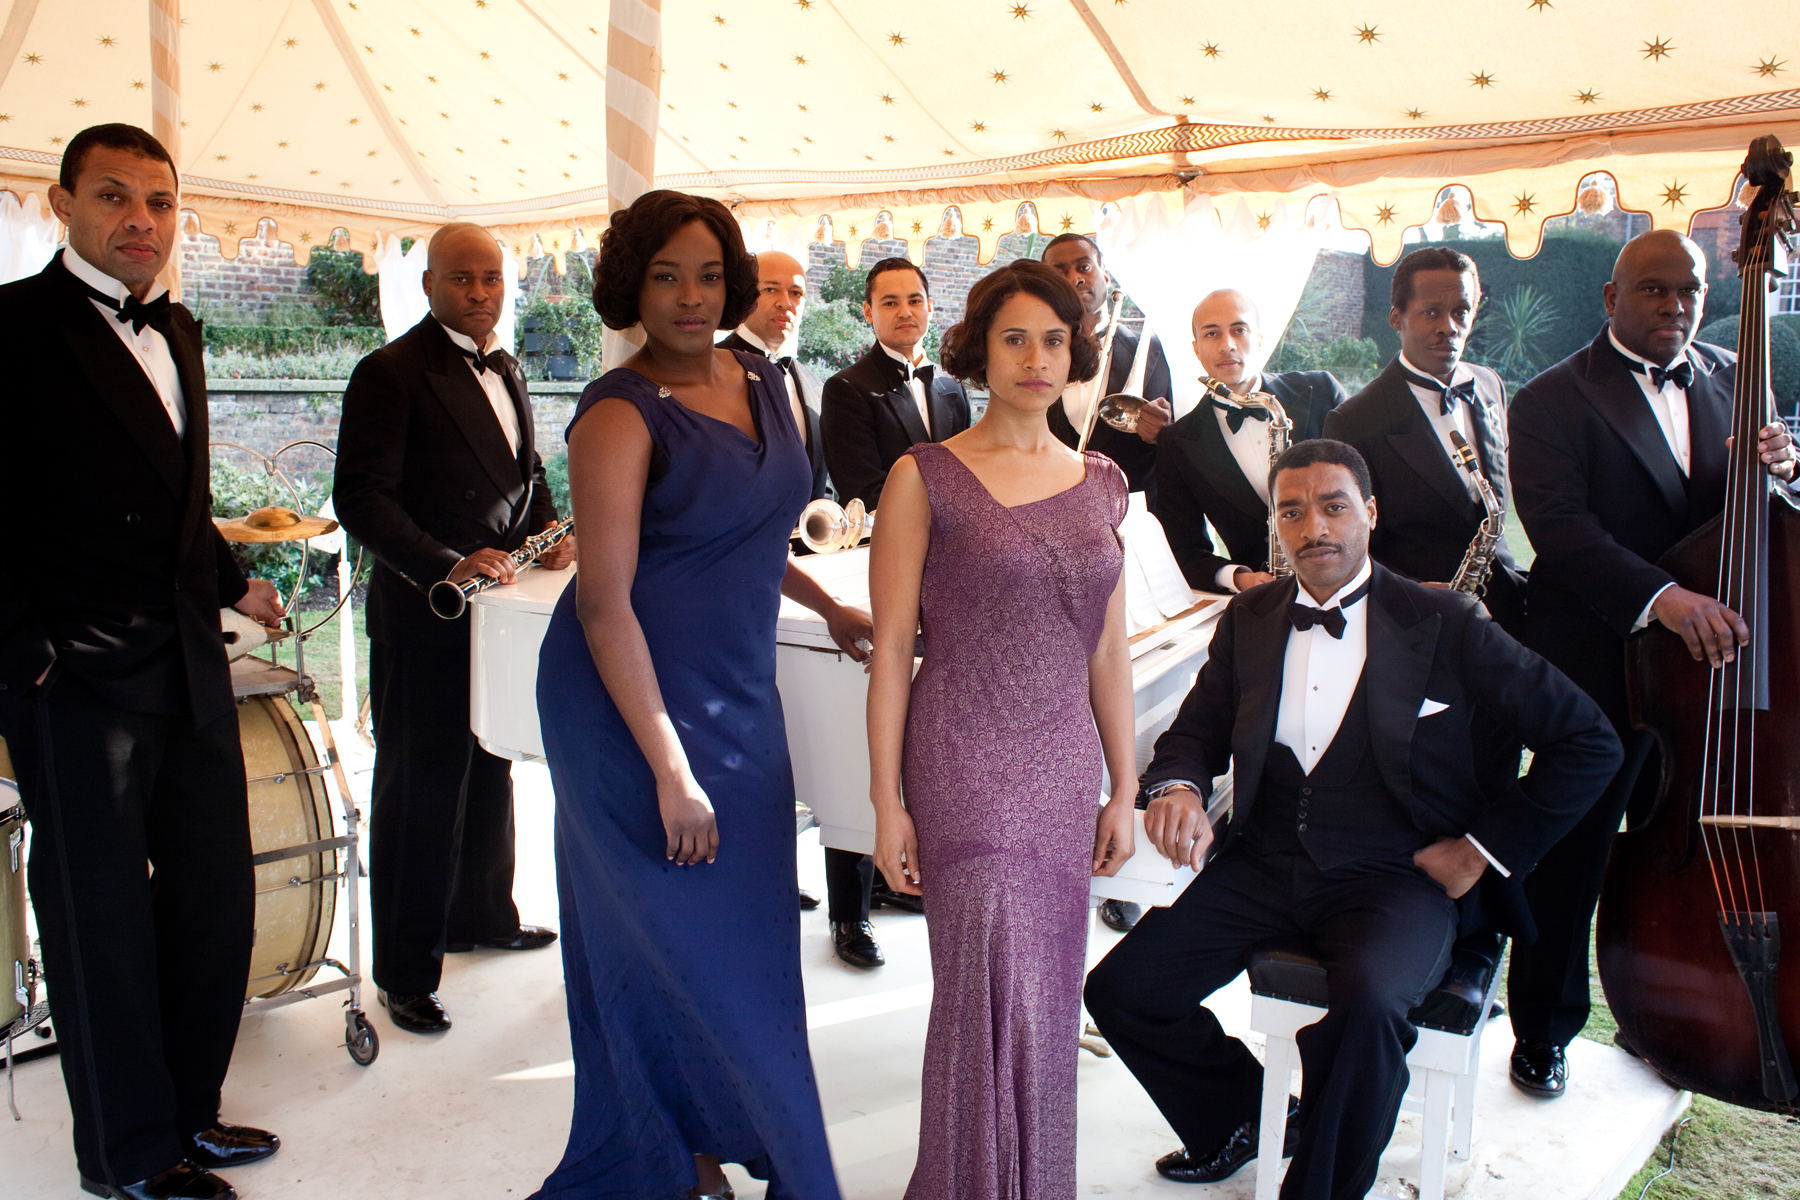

{"left": 793, "top": 497, "right": 873, "bottom": 554}
{"left": 1076, "top": 288, "right": 1155, "bottom": 450}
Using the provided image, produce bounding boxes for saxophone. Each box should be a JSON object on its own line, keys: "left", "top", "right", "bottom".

{"left": 1204, "top": 376, "right": 1294, "bottom": 578}
{"left": 1447, "top": 430, "right": 1505, "bottom": 597}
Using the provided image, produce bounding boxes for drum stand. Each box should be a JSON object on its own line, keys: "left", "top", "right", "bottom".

{"left": 3, "top": 782, "right": 52, "bottom": 1119}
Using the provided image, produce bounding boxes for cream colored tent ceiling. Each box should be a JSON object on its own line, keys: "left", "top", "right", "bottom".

{"left": 0, "top": 0, "right": 1795, "bottom": 265}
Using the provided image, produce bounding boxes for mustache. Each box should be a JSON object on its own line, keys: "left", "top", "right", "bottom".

{"left": 1296, "top": 537, "right": 1343, "bottom": 555}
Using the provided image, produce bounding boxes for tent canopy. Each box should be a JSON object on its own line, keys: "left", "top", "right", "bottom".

{"left": 0, "top": 1, "right": 1793, "bottom": 263}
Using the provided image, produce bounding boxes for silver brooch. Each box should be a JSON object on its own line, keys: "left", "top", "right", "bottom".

{"left": 745, "top": 371, "right": 761, "bottom": 382}
{"left": 657, "top": 386, "right": 673, "bottom": 398}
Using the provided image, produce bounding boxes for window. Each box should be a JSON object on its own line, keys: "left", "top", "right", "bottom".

{"left": 1777, "top": 278, "right": 1800, "bottom": 315}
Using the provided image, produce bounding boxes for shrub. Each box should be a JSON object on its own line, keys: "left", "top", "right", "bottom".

{"left": 205, "top": 348, "right": 370, "bottom": 380}
{"left": 518, "top": 293, "right": 604, "bottom": 381}
{"left": 305, "top": 246, "right": 383, "bottom": 326}
{"left": 1265, "top": 334, "right": 1384, "bottom": 393}
{"left": 202, "top": 324, "right": 385, "bottom": 357}
{"left": 1468, "top": 284, "right": 1562, "bottom": 388}
{"left": 209, "top": 459, "right": 336, "bottom": 600}
{"left": 798, "top": 298, "right": 871, "bottom": 375}
{"left": 1695, "top": 313, "right": 1800, "bottom": 416}
{"left": 543, "top": 452, "right": 572, "bottom": 518}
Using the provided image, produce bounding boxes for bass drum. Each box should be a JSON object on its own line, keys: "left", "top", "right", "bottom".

{"left": 238, "top": 696, "right": 337, "bottom": 1001}
{"left": 2, "top": 736, "right": 27, "bottom": 1029}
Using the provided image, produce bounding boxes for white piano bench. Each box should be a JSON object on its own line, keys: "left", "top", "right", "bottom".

{"left": 1244, "top": 932, "right": 1507, "bottom": 1200}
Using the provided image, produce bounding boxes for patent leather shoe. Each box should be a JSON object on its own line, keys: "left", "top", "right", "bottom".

{"left": 831, "top": 921, "right": 885, "bottom": 970}
{"left": 1098, "top": 899, "right": 1142, "bottom": 932}
{"left": 183, "top": 1122, "right": 280, "bottom": 1168}
{"left": 380, "top": 990, "right": 452, "bottom": 1034}
{"left": 79, "top": 1162, "right": 236, "bottom": 1200}
{"left": 444, "top": 924, "right": 558, "bottom": 953}
{"left": 870, "top": 882, "right": 924, "bottom": 915}
{"left": 1154, "top": 1096, "right": 1299, "bottom": 1184}
{"left": 798, "top": 889, "right": 821, "bottom": 911}
{"left": 1509, "top": 1039, "right": 1568, "bottom": 1098}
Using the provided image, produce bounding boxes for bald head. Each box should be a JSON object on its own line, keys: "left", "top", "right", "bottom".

{"left": 1605, "top": 228, "right": 1708, "bottom": 366}
{"left": 423, "top": 222, "right": 505, "bottom": 342}
{"left": 741, "top": 249, "right": 808, "bottom": 351}
{"left": 1192, "top": 288, "right": 1265, "bottom": 390}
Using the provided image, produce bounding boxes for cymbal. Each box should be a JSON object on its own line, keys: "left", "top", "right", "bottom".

{"left": 215, "top": 505, "right": 340, "bottom": 544}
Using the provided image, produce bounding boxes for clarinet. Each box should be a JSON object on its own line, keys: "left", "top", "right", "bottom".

{"left": 428, "top": 517, "right": 574, "bottom": 619}
{"left": 1447, "top": 430, "right": 1505, "bottom": 597}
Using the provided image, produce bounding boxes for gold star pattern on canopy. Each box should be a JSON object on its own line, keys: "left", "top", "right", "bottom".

{"left": 0, "top": 1, "right": 1788, "bottom": 269}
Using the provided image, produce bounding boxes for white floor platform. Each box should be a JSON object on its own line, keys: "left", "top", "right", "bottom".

{"left": 3, "top": 744, "right": 1685, "bottom": 1200}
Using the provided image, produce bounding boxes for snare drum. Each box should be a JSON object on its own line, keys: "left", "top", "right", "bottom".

{"left": 2, "top": 738, "right": 27, "bottom": 1028}
{"left": 238, "top": 697, "right": 338, "bottom": 1001}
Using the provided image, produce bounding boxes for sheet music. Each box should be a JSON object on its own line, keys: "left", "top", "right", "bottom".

{"left": 1120, "top": 494, "right": 1197, "bottom": 619}
{"left": 1120, "top": 536, "right": 1162, "bottom": 634}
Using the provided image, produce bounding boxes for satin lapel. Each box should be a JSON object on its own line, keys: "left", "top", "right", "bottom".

{"left": 427, "top": 342, "right": 526, "bottom": 496}
{"left": 886, "top": 381, "right": 929, "bottom": 444}
{"left": 1364, "top": 567, "right": 1440, "bottom": 804}
{"left": 168, "top": 312, "right": 214, "bottom": 560}
{"left": 1575, "top": 335, "right": 1689, "bottom": 522}
{"left": 63, "top": 295, "right": 186, "bottom": 499}
{"left": 500, "top": 361, "right": 536, "bottom": 469}
{"left": 1229, "top": 580, "right": 1298, "bottom": 819}
{"left": 1182, "top": 406, "right": 1267, "bottom": 521}
{"left": 927, "top": 377, "right": 960, "bottom": 441}
{"left": 1468, "top": 371, "right": 1512, "bottom": 506}
{"left": 1376, "top": 366, "right": 1479, "bottom": 521}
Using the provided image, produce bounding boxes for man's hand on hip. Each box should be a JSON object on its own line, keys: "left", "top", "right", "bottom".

{"left": 1413, "top": 836, "right": 1488, "bottom": 899}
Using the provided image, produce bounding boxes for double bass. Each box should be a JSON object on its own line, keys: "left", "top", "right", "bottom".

{"left": 1600, "top": 135, "right": 1800, "bottom": 1110}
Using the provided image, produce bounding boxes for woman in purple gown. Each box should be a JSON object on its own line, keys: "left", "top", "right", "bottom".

{"left": 866, "top": 260, "right": 1140, "bottom": 1198}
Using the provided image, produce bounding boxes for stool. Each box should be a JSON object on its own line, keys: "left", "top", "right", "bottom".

{"left": 1246, "top": 931, "right": 1505, "bottom": 1200}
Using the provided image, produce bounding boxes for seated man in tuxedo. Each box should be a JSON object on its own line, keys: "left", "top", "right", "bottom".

{"left": 1506, "top": 229, "right": 1797, "bottom": 1099}
{"left": 334, "top": 223, "right": 572, "bottom": 1036}
{"left": 1041, "top": 232, "right": 1173, "bottom": 500}
{"left": 1084, "top": 438, "right": 1619, "bottom": 1199}
{"left": 820, "top": 257, "right": 971, "bottom": 509}
{"left": 1324, "top": 248, "right": 1526, "bottom": 638}
{"left": 1156, "top": 288, "right": 1345, "bottom": 593}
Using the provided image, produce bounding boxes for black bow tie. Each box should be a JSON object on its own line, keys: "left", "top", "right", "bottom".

{"left": 1211, "top": 396, "right": 1272, "bottom": 435}
{"left": 460, "top": 345, "right": 514, "bottom": 376}
{"left": 79, "top": 279, "right": 173, "bottom": 337}
{"left": 1287, "top": 577, "right": 1371, "bottom": 640}
{"left": 1401, "top": 367, "right": 1477, "bottom": 416}
{"left": 902, "top": 361, "right": 932, "bottom": 386}
{"left": 1628, "top": 356, "right": 1694, "bottom": 391}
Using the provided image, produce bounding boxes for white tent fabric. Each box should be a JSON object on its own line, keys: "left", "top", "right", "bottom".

{"left": 0, "top": 191, "right": 61, "bottom": 285}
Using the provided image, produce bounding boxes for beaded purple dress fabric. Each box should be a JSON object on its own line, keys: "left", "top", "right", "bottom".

{"left": 900, "top": 442, "right": 1127, "bottom": 1200}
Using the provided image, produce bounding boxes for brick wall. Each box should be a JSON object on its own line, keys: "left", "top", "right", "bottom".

{"left": 180, "top": 224, "right": 314, "bottom": 322}
{"left": 1304, "top": 249, "right": 1367, "bottom": 341}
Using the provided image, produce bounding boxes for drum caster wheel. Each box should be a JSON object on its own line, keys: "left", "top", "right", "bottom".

{"left": 345, "top": 1011, "right": 379, "bottom": 1065}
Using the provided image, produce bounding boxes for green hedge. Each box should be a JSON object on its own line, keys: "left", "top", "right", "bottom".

{"left": 1695, "top": 313, "right": 1800, "bottom": 416}
{"left": 204, "top": 324, "right": 386, "bottom": 357}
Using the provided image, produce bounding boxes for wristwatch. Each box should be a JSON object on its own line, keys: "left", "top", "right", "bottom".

{"left": 1139, "top": 779, "right": 1203, "bottom": 809}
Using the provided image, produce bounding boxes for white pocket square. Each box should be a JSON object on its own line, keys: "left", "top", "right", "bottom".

{"left": 1418, "top": 698, "right": 1450, "bottom": 718}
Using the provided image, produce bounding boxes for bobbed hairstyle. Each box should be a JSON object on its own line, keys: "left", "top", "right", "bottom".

{"left": 592, "top": 189, "right": 758, "bottom": 332}
{"left": 1269, "top": 438, "right": 1375, "bottom": 502}
{"left": 863, "top": 256, "right": 930, "bottom": 306}
{"left": 939, "top": 259, "right": 1101, "bottom": 388}
{"left": 1390, "top": 246, "right": 1480, "bottom": 313}
{"left": 60, "top": 123, "right": 177, "bottom": 192}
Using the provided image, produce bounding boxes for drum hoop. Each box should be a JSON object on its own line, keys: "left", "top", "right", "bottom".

{"left": 244, "top": 696, "right": 338, "bottom": 1001}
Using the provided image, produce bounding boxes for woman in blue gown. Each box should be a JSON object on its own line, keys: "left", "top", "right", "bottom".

{"left": 531, "top": 191, "right": 868, "bottom": 1200}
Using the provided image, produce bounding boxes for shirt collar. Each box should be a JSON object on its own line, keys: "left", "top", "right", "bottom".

{"left": 1208, "top": 376, "right": 1265, "bottom": 409}
{"left": 1398, "top": 351, "right": 1473, "bottom": 391}
{"left": 1607, "top": 326, "right": 1691, "bottom": 375}
{"left": 879, "top": 339, "right": 929, "bottom": 372}
{"left": 736, "top": 323, "right": 795, "bottom": 359}
{"left": 435, "top": 315, "right": 498, "bottom": 357}
{"left": 1293, "top": 556, "right": 1373, "bottom": 611}
{"left": 62, "top": 244, "right": 166, "bottom": 307}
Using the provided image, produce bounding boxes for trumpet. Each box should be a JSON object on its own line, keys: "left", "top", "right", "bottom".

{"left": 1203, "top": 376, "right": 1294, "bottom": 578}
{"left": 428, "top": 517, "right": 574, "bottom": 619}
{"left": 794, "top": 497, "right": 873, "bottom": 554}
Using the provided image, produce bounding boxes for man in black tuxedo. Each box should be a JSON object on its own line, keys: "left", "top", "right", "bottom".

{"left": 1157, "top": 288, "right": 1345, "bottom": 592}
{"left": 1324, "top": 248, "right": 1527, "bottom": 638}
{"left": 1505, "top": 229, "right": 1797, "bottom": 1098}
{"left": 1084, "top": 439, "right": 1618, "bottom": 1199}
{"left": 0, "top": 124, "right": 284, "bottom": 1200}
{"left": 1041, "top": 233, "right": 1174, "bottom": 500}
{"left": 334, "top": 223, "right": 570, "bottom": 1036}
{"left": 719, "top": 250, "right": 829, "bottom": 503}
{"left": 819, "top": 257, "right": 971, "bottom": 509}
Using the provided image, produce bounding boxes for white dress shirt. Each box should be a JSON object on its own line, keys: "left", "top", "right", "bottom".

{"left": 1209, "top": 376, "right": 1277, "bottom": 592}
{"left": 437, "top": 317, "right": 521, "bottom": 456}
{"left": 63, "top": 245, "right": 186, "bottom": 440}
{"left": 1399, "top": 352, "right": 1481, "bottom": 502}
{"left": 734, "top": 324, "right": 809, "bottom": 444}
{"left": 1274, "top": 559, "right": 1372, "bottom": 774}
{"left": 1608, "top": 329, "right": 1693, "bottom": 477}
{"left": 879, "top": 339, "right": 933, "bottom": 438}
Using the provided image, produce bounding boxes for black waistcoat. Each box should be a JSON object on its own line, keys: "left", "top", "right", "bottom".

{"left": 1246, "top": 671, "right": 1430, "bottom": 869}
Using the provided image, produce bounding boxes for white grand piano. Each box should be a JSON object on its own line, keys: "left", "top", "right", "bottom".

{"left": 467, "top": 500, "right": 1227, "bottom": 907}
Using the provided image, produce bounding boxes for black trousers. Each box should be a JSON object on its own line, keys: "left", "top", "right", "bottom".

{"left": 0, "top": 672, "right": 254, "bottom": 1186}
{"left": 1507, "top": 723, "right": 1656, "bottom": 1045}
{"left": 823, "top": 847, "right": 873, "bottom": 923}
{"left": 368, "top": 640, "right": 519, "bottom": 995}
{"left": 1084, "top": 848, "right": 1457, "bottom": 1200}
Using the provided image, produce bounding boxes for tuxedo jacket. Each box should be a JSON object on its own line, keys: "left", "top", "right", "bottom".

{"left": 1508, "top": 328, "right": 1736, "bottom": 728}
{"left": 0, "top": 254, "right": 247, "bottom": 723}
{"left": 333, "top": 315, "right": 556, "bottom": 649}
{"left": 1153, "top": 370, "right": 1345, "bottom": 589}
{"left": 1143, "top": 565, "right": 1619, "bottom": 895}
{"left": 1046, "top": 329, "right": 1175, "bottom": 493}
{"left": 718, "top": 332, "right": 830, "bottom": 501}
{"left": 820, "top": 342, "right": 971, "bottom": 509}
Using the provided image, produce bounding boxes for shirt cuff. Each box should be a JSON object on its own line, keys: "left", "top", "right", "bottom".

{"left": 1633, "top": 582, "right": 1678, "bottom": 632}
{"left": 1463, "top": 834, "right": 1511, "bottom": 878}
{"left": 1216, "top": 565, "right": 1246, "bottom": 593}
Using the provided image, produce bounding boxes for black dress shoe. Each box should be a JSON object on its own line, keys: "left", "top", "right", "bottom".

{"left": 1154, "top": 1096, "right": 1299, "bottom": 1184}
{"left": 379, "top": 990, "right": 452, "bottom": 1034}
{"left": 870, "top": 882, "right": 925, "bottom": 915}
{"left": 1098, "top": 899, "right": 1142, "bottom": 932}
{"left": 444, "top": 924, "right": 558, "bottom": 953}
{"left": 798, "top": 889, "right": 821, "bottom": 911}
{"left": 80, "top": 1162, "right": 236, "bottom": 1200}
{"left": 1510, "top": 1039, "right": 1568, "bottom": 1098}
{"left": 831, "top": 921, "right": 885, "bottom": 970}
{"left": 183, "top": 1122, "right": 280, "bottom": 1168}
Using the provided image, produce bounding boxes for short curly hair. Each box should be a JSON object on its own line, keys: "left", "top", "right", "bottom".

{"left": 592, "top": 190, "right": 759, "bottom": 332}
{"left": 939, "top": 260, "right": 1101, "bottom": 388}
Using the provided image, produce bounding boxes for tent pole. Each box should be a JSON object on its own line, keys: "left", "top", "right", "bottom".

{"left": 601, "top": 0, "right": 661, "bottom": 372}
{"left": 149, "top": 0, "right": 182, "bottom": 302}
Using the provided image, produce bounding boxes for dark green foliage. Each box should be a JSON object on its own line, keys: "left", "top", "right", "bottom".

{"left": 304, "top": 246, "right": 383, "bottom": 327}
{"left": 1265, "top": 334, "right": 1384, "bottom": 393}
{"left": 517, "top": 293, "right": 605, "bottom": 382}
{"left": 1470, "top": 284, "right": 1563, "bottom": 388}
{"left": 818, "top": 264, "right": 869, "bottom": 305}
{"left": 1362, "top": 232, "right": 1622, "bottom": 372}
{"left": 202, "top": 325, "right": 386, "bottom": 357}
{"left": 798, "top": 298, "right": 871, "bottom": 375}
{"left": 208, "top": 459, "right": 336, "bottom": 599}
{"left": 543, "top": 452, "right": 572, "bottom": 518}
{"left": 1695, "top": 313, "right": 1800, "bottom": 416}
